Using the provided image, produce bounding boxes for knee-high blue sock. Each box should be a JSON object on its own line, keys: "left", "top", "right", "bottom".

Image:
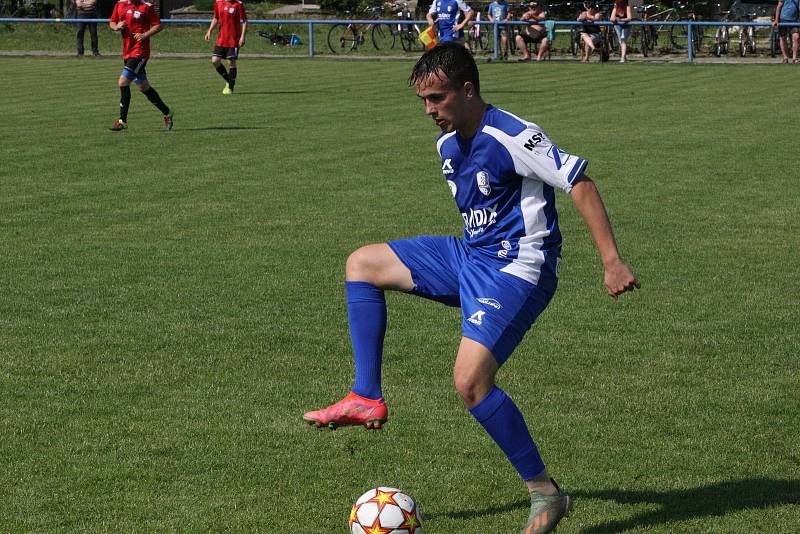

{"left": 469, "top": 386, "right": 546, "bottom": 481}
{"left": 346, "top": 281, "right": 386, "bottom": 400}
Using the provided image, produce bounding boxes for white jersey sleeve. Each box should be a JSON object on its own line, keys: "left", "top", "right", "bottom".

{"left": 457, "top": 0, "right": 472, "bottom": 12}
{"left": 429, "top": 1, "right": 436, "bottom": 13}
{"left": 483, "top": 123, "right": 588, "bottom": 193}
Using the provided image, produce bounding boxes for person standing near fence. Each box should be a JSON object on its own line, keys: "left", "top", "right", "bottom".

{"left": 774, "top": 0, "right": 799, "bottom": 63}
{"left": 610, "top": 0, "right": 632, "bottom": 63}
{"left": 427, "top": 0, "right": 475, "bottom": 47}
{"left": 205, "top": 0, "right": 248, "bottom": 95}
{"left": 515, "top": 2, "right": 549, "bottom": 62}
{"left": 75, "top": 0, "right": 100, "bottom": 56}
{"left": 487, "top": 0, "right": 511, "bottom": 59}
{"left": 108, "top": 0, "right": 173, "bottom": 132}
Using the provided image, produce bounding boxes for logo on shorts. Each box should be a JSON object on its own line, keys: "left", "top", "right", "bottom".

{"left": 477, "top": 298, "right": 502, "bottom": 310}
{"left": 467, "top": 310, "right": 486, "bottom": 326}
{"left": 476, "top": 171, "right": 491, "bottom": 196}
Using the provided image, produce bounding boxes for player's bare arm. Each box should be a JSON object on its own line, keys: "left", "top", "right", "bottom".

{"left": 570, "top": 175, "right": 639, "bottom": 298}
{"left": 239, "top": 22, "right": 247, "bottom": 47}
{"left": 110, "top": 20, "right": 125, "bottom": 31}
{"left": 134, "top": 23, "right": 161, "bottom": 42}
{"left": 455, "top": 9, "right": 474, "bottom": 31}
{"left": 205, "top": 17, "right": 218, "bottom": 41}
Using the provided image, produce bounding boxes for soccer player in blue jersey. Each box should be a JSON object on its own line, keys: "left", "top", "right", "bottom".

{"left": 427, "top": 0, "right": 474, "bottom": 46}
{"left": 304, "top": 43, "right": 639, "bottom": 533}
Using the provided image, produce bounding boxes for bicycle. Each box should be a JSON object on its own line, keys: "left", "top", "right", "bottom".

{"left": 738, "top": 11, "right": 756, "bottom": 56}
{"left": 393, "top": 2, "right": 423, "bottom": 53}
{"left": 711, "top": 3, "right": 731, "bottom": 57}
{"left": 669, "top": 1, "right": 707, "bottom": 52}
{"left": 257, "top": 26, "right": 300, "bottom": 47}
{"left": 466, "top": 12, "right": 490, "bottom": 52}
{"left": 327, "top": 6, "right": 387, "bottom": 55}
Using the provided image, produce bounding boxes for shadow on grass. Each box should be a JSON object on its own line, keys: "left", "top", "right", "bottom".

{"left": 423, "top": 478, "right": 799, "bottom": 531}
{"left": 423, "top": 497, "right": 529, "bottom": 522}
{"left": 574, "top": 478, "right": 800, "bottom": 533}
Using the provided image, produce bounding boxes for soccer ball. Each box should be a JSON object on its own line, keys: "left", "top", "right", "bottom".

{"left": 349, "top": 487, "right": 423, "bottom": 534}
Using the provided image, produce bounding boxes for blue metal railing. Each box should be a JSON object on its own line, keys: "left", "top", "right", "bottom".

{"left": 1, "top": 17, "right": 798, "bottom": 62}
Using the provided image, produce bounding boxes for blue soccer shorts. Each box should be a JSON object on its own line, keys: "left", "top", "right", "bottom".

{"left": 388, "top": 235, "right": 558, "bottom": 365}
{"left": 121, "top": 57, "right": 148, "bottom": 84}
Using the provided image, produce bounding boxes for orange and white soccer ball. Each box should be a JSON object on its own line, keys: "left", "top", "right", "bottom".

{"left": 349, "top": 487, "right": 423, "bottom": 534}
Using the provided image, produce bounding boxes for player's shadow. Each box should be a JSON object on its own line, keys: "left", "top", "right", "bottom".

{"left": 424, "top": 478, "right": 799, "bottom": 531}
{"left": 574, "top": 478, "right": 799, "bottom": 533}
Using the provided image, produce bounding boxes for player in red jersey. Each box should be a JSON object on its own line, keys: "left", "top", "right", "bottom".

{"left": 108, "top": 0, "right": 173, "bottom": 131}
{"left": 204, "top": 0, "right": 248, "bottom": 95}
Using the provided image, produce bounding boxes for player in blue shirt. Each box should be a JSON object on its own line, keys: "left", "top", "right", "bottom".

{"left": 303, "top": 43, "right": 639, "bottom": 533}
{"left": 487, "top": 0, "right": 511, "bottom": 59}
{"left": 427, "top": 0, "right": 474, "bottom": 45}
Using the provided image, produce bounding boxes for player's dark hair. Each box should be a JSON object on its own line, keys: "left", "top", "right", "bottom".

{"left": 409, "top": 43, "right": 480, "bottom": 95}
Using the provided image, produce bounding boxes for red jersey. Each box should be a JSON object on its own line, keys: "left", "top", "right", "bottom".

{"left": 110, "top": 0, "right": 160, "bottom": 60}
{"left": 213, "top": 0, "right": 247, "bottom": 48}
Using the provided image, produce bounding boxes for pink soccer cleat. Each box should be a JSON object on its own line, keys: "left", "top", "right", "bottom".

{"left": 303, "top": 391, "right": 388, "bottom": 430}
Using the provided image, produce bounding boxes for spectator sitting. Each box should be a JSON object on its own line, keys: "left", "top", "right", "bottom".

{"left": 578, "top": 3, "right": 603, "bottom": 63}
{"left": 516, "top": 2, "right": 549, "bottom": 61}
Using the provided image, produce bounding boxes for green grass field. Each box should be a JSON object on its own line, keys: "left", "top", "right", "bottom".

{"left": 1, "top": 57, "right": 798, "bottom": 532}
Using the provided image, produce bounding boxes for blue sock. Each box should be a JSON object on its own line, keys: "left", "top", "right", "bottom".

{"left": 346, "top": 281, "right": 386, "bottom": 400}
{"left": 469, "top": 386, "right": 546, "bottom": 481}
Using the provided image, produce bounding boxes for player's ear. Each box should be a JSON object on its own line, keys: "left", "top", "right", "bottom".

{"left": 463, "top": 81, "right": 477, "bottom": 99}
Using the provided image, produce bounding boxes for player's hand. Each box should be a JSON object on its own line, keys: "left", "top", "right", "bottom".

{"left": 133, "top": 32, "right": 146, "bottom": 41}
{"left": 204, "top": 31, "right": 210, "bottom": 41}
{"left": 116, "top": 21, "right": 126, "bottom": 31}
{"left": 239, "top": 38, "right": 245, "bottom": 47}
{"left": 603, "top": 258, "right": 639, "bottom": 299}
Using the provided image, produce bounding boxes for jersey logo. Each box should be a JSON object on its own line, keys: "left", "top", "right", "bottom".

{"left": 228, "top": 6, "right": 234, "bottom": 12}
{"left": 476, "top": 171, "right": 491, "bottom": 196}
{"left": 442, "top": 158, "right": 454, "bottom": 175}
{"left": 462, "top": 203, "right": 498, "bottom": 237}
{"left": 547, "top": 145, "right": 571, "bottom": 170}
{"left": 467, "top": 310, "right": 485, "bottom": 326}
{"left": 133, "top": 10, "right": 141, "bottom": 17}
{"left": 498, "top": 240, "right": 512, "bottom": 258}
{"left": 477, "top": 298, "right": 502, "bottom": 310}
{"left": 524, "top": 133, "right": 544, "bottom": 151}
{"left": 447, "top": 180, "right": 457, "bottom": 197}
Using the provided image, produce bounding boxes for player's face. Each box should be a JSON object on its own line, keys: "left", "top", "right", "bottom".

{"left": 415, "top": 74, "right": 470, "bottom": 134}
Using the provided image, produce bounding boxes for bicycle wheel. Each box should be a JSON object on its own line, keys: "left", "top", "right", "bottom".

{"left": 400, "top": 26, "right": 423, "bottom": 52}
{"left": 606, "top": 27, "right": 619, "bottom": 56}
{"left": 328, "top": 24, "right": 359, "bottom": 54}
{"left": 570, "top": 27, "right": 580, "bottom": 56}
{"left": 640, "top": 26, "right": 651, "bottom": 56}
{"left": 670, "top": 18, "right": 702, "bottom": 51}
{"left": 371, "top": 23, "right": 396, "bottom": 50}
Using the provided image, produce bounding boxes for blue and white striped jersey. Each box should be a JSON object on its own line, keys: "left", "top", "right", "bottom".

{"left": 436, "top": 105, "right": 587, "bottom": 284}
